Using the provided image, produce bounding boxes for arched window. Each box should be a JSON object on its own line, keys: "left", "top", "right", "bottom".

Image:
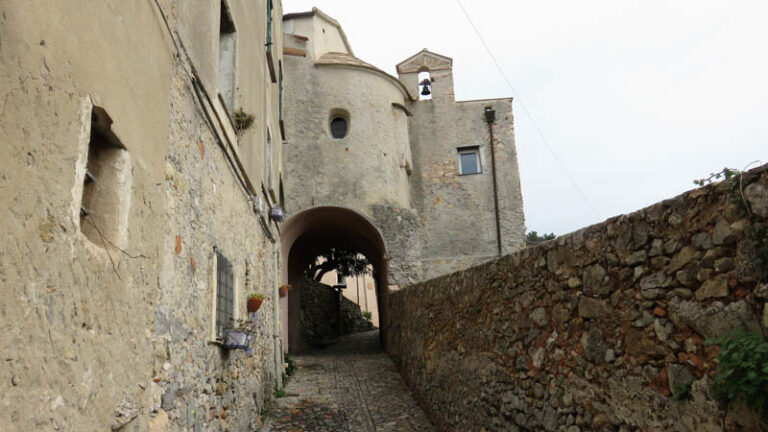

{"left": 329, "top": 109, "right": 350, "bottom": 139}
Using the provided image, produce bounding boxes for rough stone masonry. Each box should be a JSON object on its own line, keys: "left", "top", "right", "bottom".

{"left": 386, "top": 164, "right": 768, "bottom": 431}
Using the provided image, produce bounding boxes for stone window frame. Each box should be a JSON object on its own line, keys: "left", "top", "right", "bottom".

{"left": 457, "top": 145, "right": 483, "bottom": 175}
{"left": 210, "top": 248, "right": 240, "bottom": 342}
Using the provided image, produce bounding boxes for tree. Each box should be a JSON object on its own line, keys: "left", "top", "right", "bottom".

{"left": 525, "top": 230, "right": 556, "bottom": 246}
{"left": 306, "top": 247, "right": 371, "bottom": 282}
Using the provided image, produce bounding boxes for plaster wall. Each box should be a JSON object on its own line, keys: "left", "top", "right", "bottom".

{"left": 0, "top": 1, "right": 285, "bottom": 430}
{"left": 174, "top": 0, "right": 285, "bottom": 198}
{"left": 282, "top": 63, "right": 412, "bottom": 215}
{"left": 407, "top": 95, "right": 526, "bottom": 280}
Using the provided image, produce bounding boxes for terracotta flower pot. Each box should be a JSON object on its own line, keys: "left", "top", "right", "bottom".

{"left": 279, "top": 285, "right": 290, "bottom": 298}
{"left": 248, "top": 297, "right": 263, "bottom": 313}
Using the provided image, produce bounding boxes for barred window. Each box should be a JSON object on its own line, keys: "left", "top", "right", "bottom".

{"left": 216, "top": 251, "right": 235, "bottom": 339}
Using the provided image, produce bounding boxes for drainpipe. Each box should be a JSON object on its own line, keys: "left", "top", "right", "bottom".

{"left": 485, "top": 107, "right": 503, "bottom": 257}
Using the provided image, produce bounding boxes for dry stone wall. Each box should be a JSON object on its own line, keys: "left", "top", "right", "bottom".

{"left": 387, "top": 165, "right": 768, "bottom": 432}
{"left": 300, "top": 278, "right": 375, "bottom": 348}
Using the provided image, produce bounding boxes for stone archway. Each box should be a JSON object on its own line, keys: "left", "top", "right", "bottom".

{"left": 280, "top": 206, "right": 389, "bottom": 352}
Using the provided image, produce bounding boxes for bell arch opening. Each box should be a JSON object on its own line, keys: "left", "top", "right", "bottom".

{"left": 280, "top": 206, "right": 389, "bottom": 352}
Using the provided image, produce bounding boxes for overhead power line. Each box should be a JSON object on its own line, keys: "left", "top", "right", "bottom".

{"left": 455, "top": 0, "right": 601, "bottom": 219}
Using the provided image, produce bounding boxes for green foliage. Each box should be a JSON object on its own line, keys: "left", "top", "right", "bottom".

{"left": 233, "top": 109, "right": 255, "bottom": 134}
{"left": 274, "top": 386, "right": 286, "bottom": 398}
{"left": 525, "top": 231, "right": 556, "bottom": 245}
{"left": 306, "top": 247, "right": 371, "bottom": 281}
{"left": 704, "top": 328, "right": 768, "bottom": 417}
{"left": 693, "top": 167, "right": 739, "bottom": 186}
{"left": 362, "top": 311, "right": 373, "bottom": 320}
{"left": 746, "top": 224, "right": 768, "bottom": 281}
{"left": 249, "top": 293, "right": 264, "bottom": 300}
{"left": 284, "top": 354, "right": 296, "bottom": 377}
{"left": 671, "top": 382, "right": 693, "bottom": 401}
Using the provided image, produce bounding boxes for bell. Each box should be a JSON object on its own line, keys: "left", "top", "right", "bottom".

{"left": 420, "top": 79, "right": 432, "bottom": 96}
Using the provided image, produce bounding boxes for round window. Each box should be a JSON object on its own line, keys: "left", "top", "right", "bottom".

{"left": 330, "top": 117, "right": 348, "bottom": 139}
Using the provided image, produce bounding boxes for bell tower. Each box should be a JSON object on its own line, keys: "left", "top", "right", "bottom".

{"left": 397, "top": 49, "right": 455, "bottom": 102}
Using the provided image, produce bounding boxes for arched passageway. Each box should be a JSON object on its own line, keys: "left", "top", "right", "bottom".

{"left": 280, "top": 206, "right": 389, "bottom": 352}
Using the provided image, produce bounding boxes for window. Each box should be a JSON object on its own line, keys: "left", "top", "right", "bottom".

{"left": 219, "top": 0, "right": 236, "bottom": 113}
{"left": 458, "top": 146, "right": 481, "bottom": 175}
{"left": 215, "top": 250, "right": 235, "bottom": 339}
{"left": 336, "top": 272, "right": 346, "bottom": 286}
{"left": 266, "top": 129, "right": 273, "bottom": 189}
{"left": 330, "top": 118, "right": 347, "bottom": 139}
{"left": 418, "top": 70, "right": 432, "bottom": 101}
{"left": 265, "top": 0, "right": 277, "bottom": 83}
{"left": 80, "top": 106, "right": 129, "bottom": 246}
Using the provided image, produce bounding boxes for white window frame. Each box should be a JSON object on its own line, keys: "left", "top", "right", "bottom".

{"left": 457, "top": 145, "right": 482, "bottom": 175}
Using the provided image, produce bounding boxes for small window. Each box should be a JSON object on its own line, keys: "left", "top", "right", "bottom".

{"left": 336, "top": 272, "right": 346, "bottom": 286}
{"left": 215, "top": 251, "right": 235, "bottom": 339}
{"left": 330, "top": 117, "right": 348, "bottom": 139}
{"left": 219, "top": 0, "right": 236, "bottom": 113}
{"left": 80, "top": 107, "right": 129, "bottom": 246}
{"left": 266, "top": 129, "right": 273, "bottom": 189}
{"left": 458, "top": 147, "right": 481, "bottom": 175}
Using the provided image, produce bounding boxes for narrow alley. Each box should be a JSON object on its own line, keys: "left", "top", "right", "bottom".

{"left": 263, "top": 331, "right": 435, "bottom": 432}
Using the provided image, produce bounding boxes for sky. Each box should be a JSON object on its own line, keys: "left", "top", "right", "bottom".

{"left": 283, "top": 0, "right": 768, "bottom": 236}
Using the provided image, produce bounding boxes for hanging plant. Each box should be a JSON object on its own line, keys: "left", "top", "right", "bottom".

{"left": 248, "top": 293, "right": 264, "bottom": 313}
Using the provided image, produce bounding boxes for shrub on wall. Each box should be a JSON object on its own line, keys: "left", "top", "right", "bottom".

{"left": 705, "top": 328, "right": 768, "bottom": 418}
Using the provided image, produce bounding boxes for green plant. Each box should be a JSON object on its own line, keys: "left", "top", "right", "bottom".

{"left": 250, "top": 293, "right": 264, "bottom": 300}
{"left": 693, "top": 167, "right": 739, "bottom": 186}
{"left": 233, "top": 109, "right": 255, "bottom": 134}
{"left": 746, "top": 224, "right": 768, "bottom": 281}
{"left": 671, "top": 381, "right": 693, "bottom": 401}
{"left": 284, "top": 354, "right": 296, "bottom": 377}
{"left": 704, "top": 328, "right": 768, "bottom": 417}
{"left": 362, "top": 311, "right": 372, "bottom": 320}
{"left": 274, "top": 386, "right": 286, "bottom": 398}
{"left": 525, "top": 230, "right": 557, "bottom": 245}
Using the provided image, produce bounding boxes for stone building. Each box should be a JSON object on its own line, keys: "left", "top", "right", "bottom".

{"left": 280, "top": 9, "right": 526, "bottom": 351}
{"left": 0, "top": 1, "right": 287, "bottom": 430}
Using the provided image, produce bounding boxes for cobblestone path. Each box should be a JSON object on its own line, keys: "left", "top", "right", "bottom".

{"left": 262, "top": 330, "right": 435, "bottom": 432}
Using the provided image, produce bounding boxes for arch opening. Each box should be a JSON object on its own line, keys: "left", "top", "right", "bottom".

{"left": 280, "top": 206, "right": 388, "bottom": 352}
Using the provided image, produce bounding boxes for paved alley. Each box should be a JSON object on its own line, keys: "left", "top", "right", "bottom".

{"left": 262, "top": 331, "right": 435, "bottom": 432}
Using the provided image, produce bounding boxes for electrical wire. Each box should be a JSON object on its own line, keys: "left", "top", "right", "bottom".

{"left": 455, "top": 0, "right": 601, "bottom": 219}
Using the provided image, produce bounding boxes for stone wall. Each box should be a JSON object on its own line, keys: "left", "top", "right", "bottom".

{"left": 0, "top": 2, "right": 285, "bottom": 430}
{"left": 387, "top": 165, "right": 768, "bottom": 431}
{"left": 300, "top": 278, "right": 375, "bottom": 348}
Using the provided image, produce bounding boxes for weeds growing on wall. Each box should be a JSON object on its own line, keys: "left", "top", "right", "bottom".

{"left": 362, "top": 311, "right": 372, "bottom": 321}
{"left": 693, "top": 167, "right": 739, "bottom": 186}
{"left": 705, "top": 328, "right": 768, "bottom": 417}
{"left": 671, "top": 382, "right": 693, "bottom": 402}
{"left": 233, "top": 109, "right": 255, "bottom": 134}
{"left": 746, "top": 224, "right": 768, "bottom": 281}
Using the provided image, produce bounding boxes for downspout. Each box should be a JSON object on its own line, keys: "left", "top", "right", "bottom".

{"left": 485, "top": 107, "right": 503, "bottom": 257}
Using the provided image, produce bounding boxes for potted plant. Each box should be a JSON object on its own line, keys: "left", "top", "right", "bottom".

{"left": 248, "top": 293, "right": 264, "bottom": 313}
{"left": 278, "top": 285, "right": 291, "bottom": 298}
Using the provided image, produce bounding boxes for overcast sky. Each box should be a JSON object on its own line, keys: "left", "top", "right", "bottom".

{"left": 283, "top": 0, "right": 768, "bottom": 236}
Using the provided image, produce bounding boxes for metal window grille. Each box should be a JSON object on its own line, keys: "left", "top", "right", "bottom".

{"left": 216, "top": 251, "right": 234, "bottom": 339}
